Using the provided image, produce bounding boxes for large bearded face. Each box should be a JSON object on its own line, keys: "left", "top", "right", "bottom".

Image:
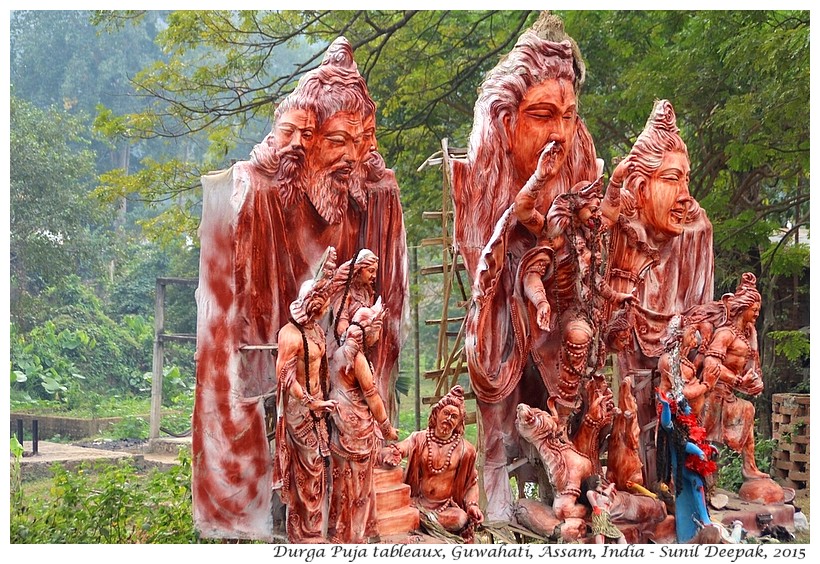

{"left": 305, "top": 111, "right": 364, "bottom": 224}
{"left": 505, "top": 78, "right": 578, "bottom": 184}
{"left": 273, "top": 108, "right": 316, "bottom": 182}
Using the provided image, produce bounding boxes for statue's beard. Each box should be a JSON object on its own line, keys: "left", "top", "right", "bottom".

{"left": 250, "top": 142, "right": 306, "bottom": 207}
{"left": 305, "top": 168, "right": 350, "bottom": 225}
{"left": 277, "top": 153, "right": 306, "bottom": 207}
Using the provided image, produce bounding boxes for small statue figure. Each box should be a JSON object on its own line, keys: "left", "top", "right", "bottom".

{"left": 583, "top": 476, "right": 627, "bottom": 544}
{"left": 273, "top": 256, "right": 339, "bottom": 544}
{"left": 327, "top": 298, "right": 398, "bottom": 543}
{"left": 382, "top": 385, "right": 484, "bottom": 542}
{"left": 516, "top": 160, "right": 630, "bottom": 427}
{"left": 656, "top": 391, "right": 718, "bottom": 543}
{"left": 658, "top": 316, "right": 710, "bottom": 419}
{"left": 700, "top": 273, "right": 768, "bottom": 480}
{"left": 330, "top": 249, "right": 379, "bottom": 344}
{"left": 606, "top": 376, "right": 644, "bottom": 490}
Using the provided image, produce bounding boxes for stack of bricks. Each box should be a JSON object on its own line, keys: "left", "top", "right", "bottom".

{"left": 771, "top": 393, "right": 810, "bottom": 490}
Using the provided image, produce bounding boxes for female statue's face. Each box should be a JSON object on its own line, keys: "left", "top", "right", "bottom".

{"left": 358, "top": 262, "right": 378, "bottom": 285}
{"left": 506, "top": 78, "right": 577, "bottom": 182}
{"left": 639, "top": 150, "right": 692, "bottom": 241}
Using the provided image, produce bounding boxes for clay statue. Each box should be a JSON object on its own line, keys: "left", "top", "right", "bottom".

{"left": 571, "top": 378, "right": 615, "bottom": 476}
{"left": 515, "top": 166, "right": 630, "bottom": 428}
{"left": 272, "top": 250, "right": 339, "bottom": 543}
{"left": 515, "top": 402, "right": 593, "bottom": 521}
{"left": 584, "top": 476, "right": 627, "bottom": 544}
{"left": 327, "top": 298, "right": 398, "bottom": 543}
{"left": 658, "top": 316, "right": 709, "bottom": 420}
{"left": 382, "top": 385, "right": 484, "bottom": 542}
{"left": 602, "top": 98, "right": 715, "bottom": 483}
{"left": 700, "top": 273, "right": 768, "bottom": 481}
{"left": 329, "top": 249, "right": 379, "bottom": 345}
{"left": 193, "top": 36, "right": 407, "bottom": 539}
{"left": 606, "top": 376, "right": 644, "bottom": 490}
{"left": 452, "top": 13, "right": 599, "bottom": 520}
{"left": 657, "top": 391, "right": 718, "bottom": 543}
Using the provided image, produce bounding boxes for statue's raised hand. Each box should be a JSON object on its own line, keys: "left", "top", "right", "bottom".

{"left": 534, "top": 141, "right": 560, "bottom": 183}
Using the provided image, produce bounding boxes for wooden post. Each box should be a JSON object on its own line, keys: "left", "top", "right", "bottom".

{"left": 149, "top": 279, "right": 166, "bottom": 441}
{"left": 412, "top": 246, "right": 421, "bottom": 431}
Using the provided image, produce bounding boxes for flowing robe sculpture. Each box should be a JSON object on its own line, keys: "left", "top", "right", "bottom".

{"left": 602, "top": 99, "right": 714, "bottom": 483}
{"left": 192, "top": 37, "right": 407, "bottom": 540}
{"left": 327, "top": 300, "right": 398, "bottom": 543}
{"left": 450, "top": 14, "right": 599, "bottom": 520}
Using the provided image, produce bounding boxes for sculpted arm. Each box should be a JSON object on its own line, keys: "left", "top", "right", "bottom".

{"left": 463, "top": 461, "right": 483, "bottom": 523}
{"left": 514, "top": 142, "right": 560, "bottom": 235}
{"left": 354, "top": 354, "right": 398, "bottom": 440}
{"left": 522, "top": 258, "right": 551, "bottom": 332}
{"left": 600, "top": 156, "right": 631, "bottom": 229}
{"left": 702, "top": 328, "right": 741, "bottom": 390}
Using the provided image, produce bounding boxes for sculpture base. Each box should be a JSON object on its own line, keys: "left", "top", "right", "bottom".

{"left": 737, "top": 478, "right": 785, "bottom": 504}
{"left": 374, "top": 467, "right": 420, "bottom": 537}
{"left": 512, "top": 487, "right": 796, "bottom": 543}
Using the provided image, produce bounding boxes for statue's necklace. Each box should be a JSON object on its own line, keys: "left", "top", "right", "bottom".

{"left": 303, "top": 322, "right": 324, "bottom": 348}
{"left": 426, "top": 429, "right": 459, "bottom": 475}
{"left": 730, "top": 324, "right": 752, "bottom": 359}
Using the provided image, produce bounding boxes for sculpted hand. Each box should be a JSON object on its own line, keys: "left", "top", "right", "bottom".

{"left": 536, "top": 301, "right": 551, "bottom": 332}
{"left": 534, "top": 141, "right": 559, "bottom": 182}
{"left": 380, "top": 445, "right": 402, "bottom": 467}
{"left": 610, "top": 155, "right": 633, "bottom": 187}
{"left": 310, "top": 399, "right": 338, "bottom": 413}
{"left": 467, "top": 504, "right": 484, "bottom": 524}
{"left": 739, "top": 369, "right": 764, "bottom": 396}
{"left": 385, "top": 426, "right": 399, "bottom": 441}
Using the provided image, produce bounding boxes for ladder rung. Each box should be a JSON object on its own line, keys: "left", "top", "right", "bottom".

{"left": 423, "top": 365, "right": 467, "bottom": 380}
{"left": 420, "top": 236, "right": 453, "bottom": 247}
{"left": 422, "top": 211, "right": 454, "bottom": 220}
{"left": 422, "top": 391, "right": 476, "bottom": 405}
{"left": 419, "top": 263, "right": 466, "bottom": 276}
{"left": 424, "top": 316, "right": 465, "bottom": 326}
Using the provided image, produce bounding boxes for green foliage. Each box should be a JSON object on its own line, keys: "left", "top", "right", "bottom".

{"left": 10, "top": 95, "right": 107, "bottom": 311}
{"left": 716, "top": 439, "right": 776, "bottom": 492}
{"left": 110, "top": 416, "right": 150, "bottom": 440}
{"left": 10, "top": 452, "right": 207, "bottom": 544}
{"left": 769, "top": 330, "right": 810, "bottom": 364}
{"left": 11, "top": 276, "right": 153, "bottom": 400}
{"left": 11, "top": 437, "right": 25, "bottom": 516}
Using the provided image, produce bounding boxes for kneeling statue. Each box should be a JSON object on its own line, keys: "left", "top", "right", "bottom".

{"left": 382, "top": 385, "right": 484, "bottom": 542}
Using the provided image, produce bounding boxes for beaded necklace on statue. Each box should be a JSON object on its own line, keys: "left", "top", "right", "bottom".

{"left": 729, "top": 323, "right": 753, "bottom": 360}
{"left": 425, "top": 428, "right": 460, "bottom": 475}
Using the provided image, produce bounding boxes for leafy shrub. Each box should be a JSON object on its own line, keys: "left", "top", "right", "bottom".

{"left": 11, "top": 276, "right": 153, "bottom": 400}
{"left": 110, "top": 416, "right": 149, "bottom": 440}
{"left": 10, "top": 450, "right": 207, "bottom": 543}
{"left": 716, "top": 438, "right": 776, "bottom": 492}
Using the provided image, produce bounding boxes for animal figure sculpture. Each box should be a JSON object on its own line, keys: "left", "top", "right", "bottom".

{"left": 515, "top": 403, "right": 593, "bottom": 520}
{"left": 606, "top": 376, "right": 644, "bottom": 489}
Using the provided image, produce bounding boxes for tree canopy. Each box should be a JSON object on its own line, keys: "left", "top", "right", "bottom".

{"left": 9, "top": 10, "right": 810, "bottom": 422}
